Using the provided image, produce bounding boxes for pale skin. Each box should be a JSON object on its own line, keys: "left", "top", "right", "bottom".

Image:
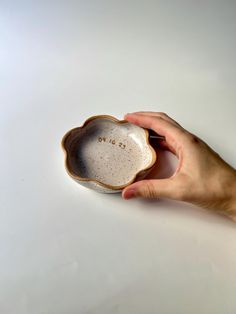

{"left": 122, "top": 112, "right": 236, "bottom": 221}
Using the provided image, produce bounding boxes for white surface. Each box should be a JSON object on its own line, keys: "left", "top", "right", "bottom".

{"left": 1, "top": 1, "right": 236, "bottom": 313}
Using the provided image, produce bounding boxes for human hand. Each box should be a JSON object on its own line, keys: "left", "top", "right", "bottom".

{"left": 122, "top": 112, "right": 236, "bottom": 221}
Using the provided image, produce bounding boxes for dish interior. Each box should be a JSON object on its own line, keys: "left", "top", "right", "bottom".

{"left": 65, "top": 118, "right": 153, "bottom": 187}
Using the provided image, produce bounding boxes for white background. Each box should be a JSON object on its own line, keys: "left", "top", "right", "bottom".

{"left": 1, "top": 1, "right": 236, "bottom": 313}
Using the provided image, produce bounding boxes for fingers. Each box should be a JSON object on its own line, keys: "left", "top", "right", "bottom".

{"left": 122, "top": 178, "right": 177, "bottom": 200}
{"left": 124, "top": 113, "right": 184, "bottom": 155}
{"left": 124, "top": 113, "right": 183, "bottom": 137}
{"left": 131, "top": 111, "right": 182, "bottom": 127}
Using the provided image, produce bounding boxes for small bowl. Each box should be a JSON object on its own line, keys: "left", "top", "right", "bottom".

{"left": 62, "top": 115, "right": 157, "bottom": 193}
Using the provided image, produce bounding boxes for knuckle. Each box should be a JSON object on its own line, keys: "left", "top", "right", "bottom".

{"left": 154, "top": 116, "right": 163, "bottom": 121}
{"left": 139, "top": 181, "right": 157, "bottom": 198}
{"left": 179, "top": 131, "right": 194, "bottom": 143}
{"left": 186, "top": 133, "right": 201, "bottom": 145}
{"left": 158, "top": 112, "right": 168, "bottom": 118}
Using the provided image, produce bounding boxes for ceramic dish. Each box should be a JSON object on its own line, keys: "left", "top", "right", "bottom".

{"left": 62, "top": 115, "right": 157, "bottom": 193}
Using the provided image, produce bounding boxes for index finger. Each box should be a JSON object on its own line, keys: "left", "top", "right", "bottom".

{"left": 124, "top": 113, "right": 185, "bottom": 155}
{"left": 124, "top": 113, "right": 184, "bottom": 137}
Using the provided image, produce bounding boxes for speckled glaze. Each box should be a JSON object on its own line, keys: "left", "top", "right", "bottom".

{"left": 62, "top": 115, "right": 157, "bottom": 193}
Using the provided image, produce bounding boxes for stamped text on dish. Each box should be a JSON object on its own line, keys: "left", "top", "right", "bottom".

{"left": 97, "top": 137, "right": 126, "bottom": 149}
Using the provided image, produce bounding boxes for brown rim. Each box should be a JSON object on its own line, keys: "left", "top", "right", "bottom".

{"left": 61, "top": 114, "right": 157, "bottom": 190}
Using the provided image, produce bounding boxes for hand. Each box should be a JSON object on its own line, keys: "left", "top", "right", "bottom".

{"left": 122, "top": 112, "right": 236, "bottom": 221}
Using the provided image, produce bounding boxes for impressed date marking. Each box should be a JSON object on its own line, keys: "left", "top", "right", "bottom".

{"left": 97, "top": 137, "right": 126, "bottom": 149}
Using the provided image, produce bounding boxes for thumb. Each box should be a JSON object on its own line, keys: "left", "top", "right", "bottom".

{"left": 122, "top": 179, "right": 176, "bottom": 200}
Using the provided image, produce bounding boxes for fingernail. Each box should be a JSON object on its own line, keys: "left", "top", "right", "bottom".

{"left": 122, "top": 189, "right": 136, "bottom": 200}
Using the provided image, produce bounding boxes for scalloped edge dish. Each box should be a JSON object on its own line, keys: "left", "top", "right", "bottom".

{"left": 61, "top": 115, "right": 157, "bottom": 193}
